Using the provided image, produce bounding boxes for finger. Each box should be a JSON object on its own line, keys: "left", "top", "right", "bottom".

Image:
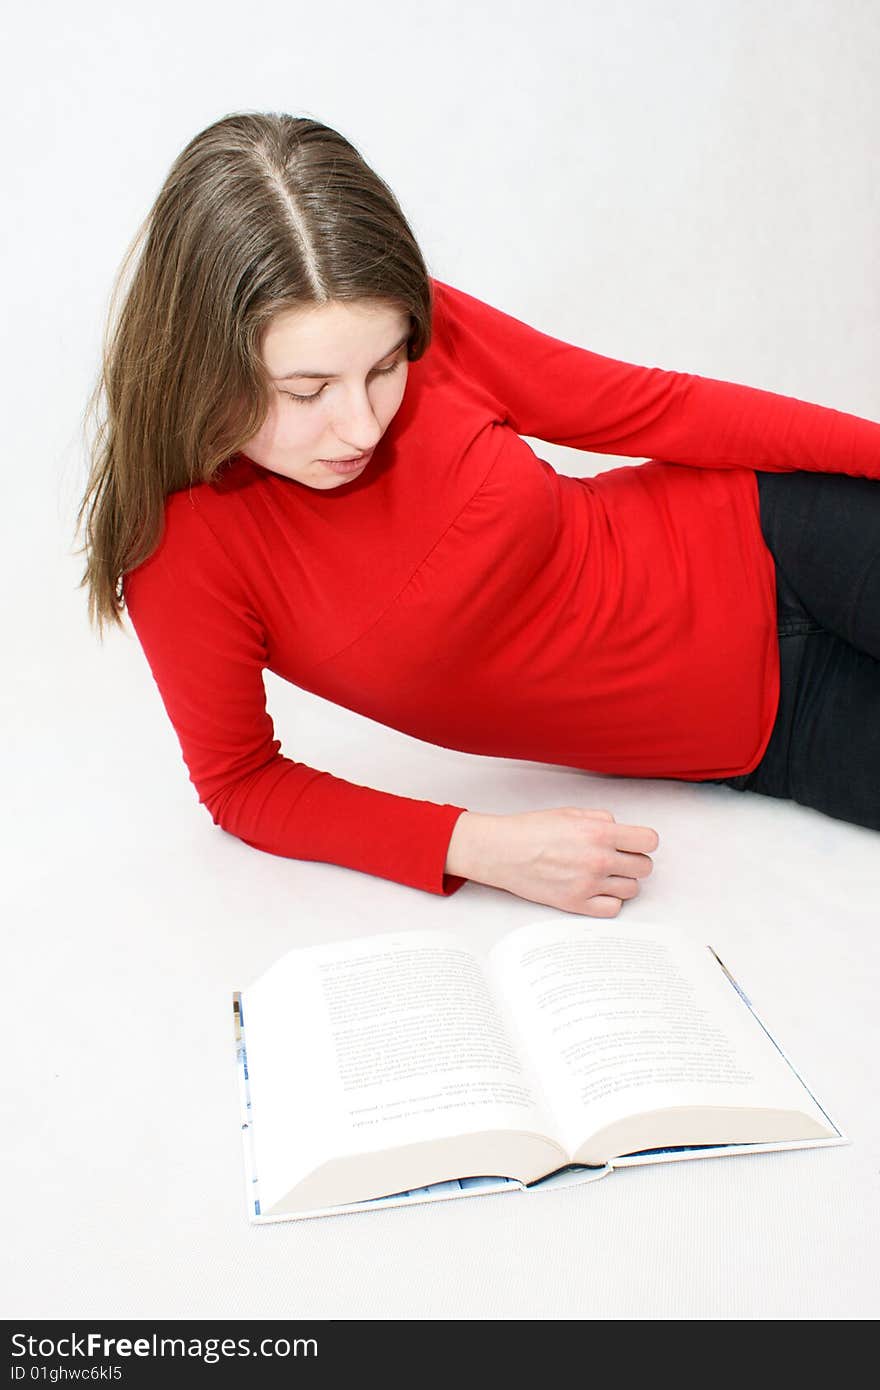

{"left": 611, "top": 823, "right": 660, "bottom": 852}
{"left": 602, "top": 875, "right": 641, "bottom": 899}
{"left": 584, "top": 895, "right": 624, "bottom": 917}
{"left": 577, "top": 808, "right": 616, "bottom": 821}
{"left": 609, "top": 849, "right": 655, "bottom": 878}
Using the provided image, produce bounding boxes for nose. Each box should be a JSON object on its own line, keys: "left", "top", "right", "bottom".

{"left": 327, "top": 387, "right": 384, "bottom": 455}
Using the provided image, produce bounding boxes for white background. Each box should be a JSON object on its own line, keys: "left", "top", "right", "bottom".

{"left": 2, "top": 0, "right": 878, "bottom": 1320}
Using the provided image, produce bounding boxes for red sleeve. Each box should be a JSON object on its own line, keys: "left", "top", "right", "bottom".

{"left": 123, "top": 494, "right": 469, "bottom": 897}
{"left": 433, "top": 278, "right": 880, "bottom": 479}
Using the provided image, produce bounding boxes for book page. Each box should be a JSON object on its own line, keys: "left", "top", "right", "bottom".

{"left": 241, "top": 930, "right": 561, "bottom": 1214}
{"left": 487, "top": 921, "right": 832, "bottom": 1160}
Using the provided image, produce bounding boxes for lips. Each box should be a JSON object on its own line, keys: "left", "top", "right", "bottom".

{"left": 320, "top": 448, "right": 374, "bottom": 474}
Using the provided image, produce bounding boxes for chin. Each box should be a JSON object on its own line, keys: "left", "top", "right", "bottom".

{"left": 313, "top": 473, "right": 357, "bottom": 490}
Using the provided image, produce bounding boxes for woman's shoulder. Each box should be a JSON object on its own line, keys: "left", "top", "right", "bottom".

{"left": 124, "top": 467, "right": 248, "bottom": 601}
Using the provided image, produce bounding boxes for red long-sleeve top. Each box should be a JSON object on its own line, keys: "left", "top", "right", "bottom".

{"left": 123, "top": 277, "right": 880, "bottom": 896}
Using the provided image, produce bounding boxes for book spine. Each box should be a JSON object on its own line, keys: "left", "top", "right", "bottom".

{"left": 232, "top": 992, "right": 262, "bottom": 1220}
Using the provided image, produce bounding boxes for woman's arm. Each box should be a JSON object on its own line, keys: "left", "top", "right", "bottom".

{"left": 433, "top": 278, "right": 880, "bottom": 480}
{"left": 124, "top": 498, "right": 660, "bottom": 916}
{"left": 123, "top": 501, "right": 469, "bottom": 897}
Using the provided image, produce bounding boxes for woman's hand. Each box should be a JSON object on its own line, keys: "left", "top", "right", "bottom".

{"left": 445, "top": 807, "right": 659, "bottom": 917}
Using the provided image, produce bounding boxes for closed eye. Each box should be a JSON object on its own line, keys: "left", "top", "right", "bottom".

{"left": 283, "top": 358, "right": 404, "bottom": 406}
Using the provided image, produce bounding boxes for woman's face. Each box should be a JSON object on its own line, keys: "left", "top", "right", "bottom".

{"left": 241, "top": 299, "right": 411, "bottom": 490}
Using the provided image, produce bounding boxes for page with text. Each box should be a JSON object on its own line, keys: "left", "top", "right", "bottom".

{"left": 242, "top": 929, "right": 563, "bottom": 1214}
{"left": 486, "top": 921, "right": 832, "bottom": 1160}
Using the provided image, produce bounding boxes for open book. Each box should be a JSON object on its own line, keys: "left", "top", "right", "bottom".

{"left": 232, "top": 920, "right": 844, "bottom": 1222}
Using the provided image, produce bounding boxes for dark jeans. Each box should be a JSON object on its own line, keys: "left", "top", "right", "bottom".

{"left": 705, "top": 469, "right": 880, "bottom": 832}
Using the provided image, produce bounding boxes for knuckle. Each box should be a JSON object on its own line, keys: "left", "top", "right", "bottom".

{"left": 560, "top": 886, "right": 587, "bottom": 913}
{"left": 584, "top": 840, "right": 608, "bottom": 866}
{"left": 588, "top": 897, "right": 619, "bottom": 918}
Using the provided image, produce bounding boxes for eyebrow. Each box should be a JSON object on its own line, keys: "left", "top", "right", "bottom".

{"left": 271, "top": 331, "right": 411, "bottom": 382}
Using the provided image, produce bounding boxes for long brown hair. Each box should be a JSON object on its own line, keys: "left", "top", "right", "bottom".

{"left": 75, "top": 111, "right": 434, "bottom": 638}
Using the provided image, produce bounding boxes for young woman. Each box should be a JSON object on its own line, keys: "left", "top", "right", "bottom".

{"left": 76, "top": 111, "right": 880, "bottom": 919}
